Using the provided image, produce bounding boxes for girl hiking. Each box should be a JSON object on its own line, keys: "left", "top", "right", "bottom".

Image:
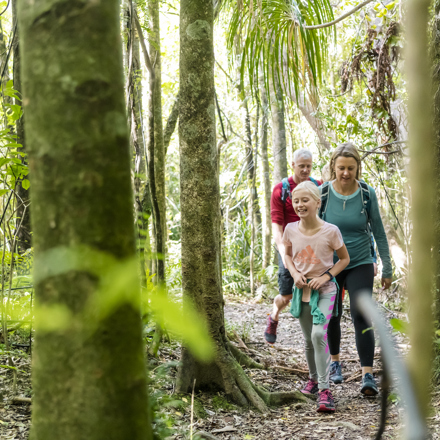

{"left": 282, "top": 181, "right": 349, "bottom": 412}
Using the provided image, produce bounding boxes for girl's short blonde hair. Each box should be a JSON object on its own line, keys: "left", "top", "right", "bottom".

{"left": 292, "top": 181, "right": 321, "bottom": 202}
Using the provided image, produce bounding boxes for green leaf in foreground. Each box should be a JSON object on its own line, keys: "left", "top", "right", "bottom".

{"left": 145, "top": 287, "right": 214, "bottom": 362}
{"left": 390, "top": 318, "right": 409, "bottom": 335}
{"left": 33, "top": 245, "right": 214, "bottom": 363}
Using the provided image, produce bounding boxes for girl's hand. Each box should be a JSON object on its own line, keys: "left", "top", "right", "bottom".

{"left": 308, "top": 275, "right": 329, "bottom": 290}
{"left": 381, "top": 277, "right": 392, "bottom": 290}
{"left": 293, "top": 273, "right": 307, "bottom": 289}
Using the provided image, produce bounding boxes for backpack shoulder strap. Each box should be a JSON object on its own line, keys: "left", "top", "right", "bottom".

{"left": 318, "top": 181, "right": 331, "bottom": 219}
{"left": 359, "top": 181, "right": 371, "bottom": 220}
{"left": 281, "top": 177, "right": 291, "bottom": 204}
{"left": 309, "top": 176, "right": 320, "bottom": 187}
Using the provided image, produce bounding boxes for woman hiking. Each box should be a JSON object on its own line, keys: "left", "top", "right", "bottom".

{"left": 322, "top": 143, "right": 393, "bottom": 395}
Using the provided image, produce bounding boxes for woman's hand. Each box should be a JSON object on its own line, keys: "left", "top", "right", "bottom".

{"left": 308, "top": 275, "right": 329, "bottom": 290}
{"left": 293, "top": 272, "right": 307, "bottom": 289}
{"left": 381, "top": 277, "right": 392, "bottom": 290}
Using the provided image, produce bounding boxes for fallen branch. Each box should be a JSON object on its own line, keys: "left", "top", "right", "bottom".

{"left": 0, "top": 321, "right": 23, "bottom": 334}
{"left": 232, "top": 330, "right": 248, "bottom": 350}
{"left": 11, "top": 396, "right": 31, "bottom": 405}
{"left": 271, "top": 365, "right": 309, "bottom": 375}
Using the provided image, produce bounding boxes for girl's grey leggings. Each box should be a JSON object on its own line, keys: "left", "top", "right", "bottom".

{"left": 299, "top": 291, "right": 336, "bottom": 390}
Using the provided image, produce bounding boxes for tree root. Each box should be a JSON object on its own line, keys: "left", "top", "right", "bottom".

{"left": 217, "top": 343, "right": 307, "bottom": 413}
{"left": 227, "top": 342, "right": 263, "bottom": 369}
{"left": 178, "top": 338, "right": 309, "bottom": 413}
{"left": 253, "top": 386, "right": 309, "bottom": 406}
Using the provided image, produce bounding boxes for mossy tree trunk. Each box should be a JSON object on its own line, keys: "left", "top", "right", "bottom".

{"left": 148, "top": 0, "right": 166, "bottom": 267}
{"left": 17, "top": 1, "right": 151, "bottom": 439}
{"left": 259, "top": 73, "right": 272, "bottom": 269}
{"left": 176, "top": 0, "right": 306, "bottom": 411}
{"left": 12, "top": 0, "right": 31, "bottom": 253}
{"left": 432, "top": 0, "right": 440, "bottom": 332}
{"left": 269, "top": 75, "right": 288, "bottom": 185}
{"left": 123, "top": 0, "right": 152, "bottom": 285}
{"left": 407, "top": 0, "right": 436, "bottom": 419}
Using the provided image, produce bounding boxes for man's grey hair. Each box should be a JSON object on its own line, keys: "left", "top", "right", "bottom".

{"left": 293, "top": 148, "right": 313, "bottom": 163}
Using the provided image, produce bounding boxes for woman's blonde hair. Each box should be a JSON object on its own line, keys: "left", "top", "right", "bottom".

{"left": 329, "top": 142, "right": 362, "bottom": 180}
{"left": 292, "top": 181, "right": 320, "bottom": 202}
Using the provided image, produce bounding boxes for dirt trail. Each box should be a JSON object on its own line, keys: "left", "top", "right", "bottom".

{"left": 1, "top": 300, "right": 439, "bottom": 439}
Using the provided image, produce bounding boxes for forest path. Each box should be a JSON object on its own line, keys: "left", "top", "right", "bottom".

{"left": 1, "top": 300, "right": 440, "bottom": 439}
{"left": 186, "top": 299, "right": 439, "bottom": 440}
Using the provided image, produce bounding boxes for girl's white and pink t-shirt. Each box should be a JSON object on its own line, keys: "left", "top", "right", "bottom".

{"left": 282, "top": 221, "right": 344, "bottom": 294}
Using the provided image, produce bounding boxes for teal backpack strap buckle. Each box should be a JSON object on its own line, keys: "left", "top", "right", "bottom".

{"left": 281, "top": 177, "right": 291, "bottom": 203}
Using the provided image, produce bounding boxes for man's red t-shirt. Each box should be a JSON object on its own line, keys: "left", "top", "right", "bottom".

{"left": 270, "top": 176, "right": 322, "bottom": 230}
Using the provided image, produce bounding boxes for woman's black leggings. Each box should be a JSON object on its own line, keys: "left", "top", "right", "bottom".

{"left": 327, "top": 263, "right": 375, "bottom": 367}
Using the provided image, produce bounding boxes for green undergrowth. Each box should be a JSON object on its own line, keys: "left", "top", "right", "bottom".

{"left": 146, "top": 338, "right": 243, "bottom": 439}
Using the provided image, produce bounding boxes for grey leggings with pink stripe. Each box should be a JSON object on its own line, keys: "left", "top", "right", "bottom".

{"left": 298, "top": 291, "right": 336, "bottom": 390}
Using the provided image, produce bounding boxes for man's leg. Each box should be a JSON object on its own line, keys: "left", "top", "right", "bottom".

{"left": 264, "top": 251, "right": 293, "bottom": 344}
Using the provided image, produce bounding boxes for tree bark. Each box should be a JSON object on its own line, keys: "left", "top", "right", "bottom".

{"left": 176, "top": 0, "right": 306, "bottom": 411}
{"left": 269, "top": 75, "right": 288, "bottom": 185}
{"left": 148, "top": 0, "right": 166, "bottom": 256}
{"left": 259, "top": 75, "right": 272, "bottom": 269}
{"left": 12, "top": 0, "right": 31, "bottom": 253}
{"left": 407, "top": 0, "right": 436, "bottom": 420}
{"left": 17, "top": 1, "right": 151, "bottom": 439}
{"left": 432, "top": 0, "right": 440, "bottom": 335}
{"left": 164, "top": 92, "right": 179, "bottom": 155}
{"left": 123, "top": 0, "right": 152, "bottom": 285}
{"left": 288, "top": 88, "right": 331, "bottom": 151}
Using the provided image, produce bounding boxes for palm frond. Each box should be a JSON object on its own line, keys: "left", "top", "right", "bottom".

{"left": 226, "top": 0, "right": 334, "bottom": 99}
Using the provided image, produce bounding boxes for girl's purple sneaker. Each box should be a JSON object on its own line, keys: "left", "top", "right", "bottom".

{"left": 317, "top": 389, "right": 336, "bottom": 412}
{"left": 301, "top": 379, "right": 319, "bottom": 395}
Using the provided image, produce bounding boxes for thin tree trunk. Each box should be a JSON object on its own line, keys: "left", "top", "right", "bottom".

{"left": 124, "top": 0, "right": 152, "bottom": 286}
{"left": 269, "top": 75, "right": 288, "bottom": 185}
{"left": 259, "top": 74, "right": 271, "bottom": 269}
{"left": 248, "top": 101, "right": 260, "bottom": 295}
{"left": 164, "top": 92, "right": 179, "bottom": 155}
{"left": 12, "top": 1, "right": 31, "bottom": 253}
{"left": 148, "top": 0, "right": 166, "bottom": 256}
{"left": 135, "top": 13, "right": 164, "bottom": 286}
{"left": 407, "top": 0, "right": 436, "bottom": 420}
{"left": 18, "top": 2, "right": 151, "bottom": 439}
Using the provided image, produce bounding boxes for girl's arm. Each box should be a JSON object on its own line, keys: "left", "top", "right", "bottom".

{"left": 284, "top": 244, "right": 307, "bottom": 288}
{"left": 308, "top": 244, "right": 350, "bottom": 290}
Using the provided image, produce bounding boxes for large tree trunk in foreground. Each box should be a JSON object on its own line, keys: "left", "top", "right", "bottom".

{"left": 18, "top": 1, "right": 151, "bottom": 439}
{"left": 432, "top": 0, "right": 440, "bottom": 338}
{"left": 176, "top": 0, "right": 306, "bottom": 411}
{"left": 407, "top": 0, "right": 436, "bottom": 420}
{"left": 12, "top": 0, "right": 31, "bottom": 253}
{"left": 269, "top": 75, "right": 288, "bottom": 185}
